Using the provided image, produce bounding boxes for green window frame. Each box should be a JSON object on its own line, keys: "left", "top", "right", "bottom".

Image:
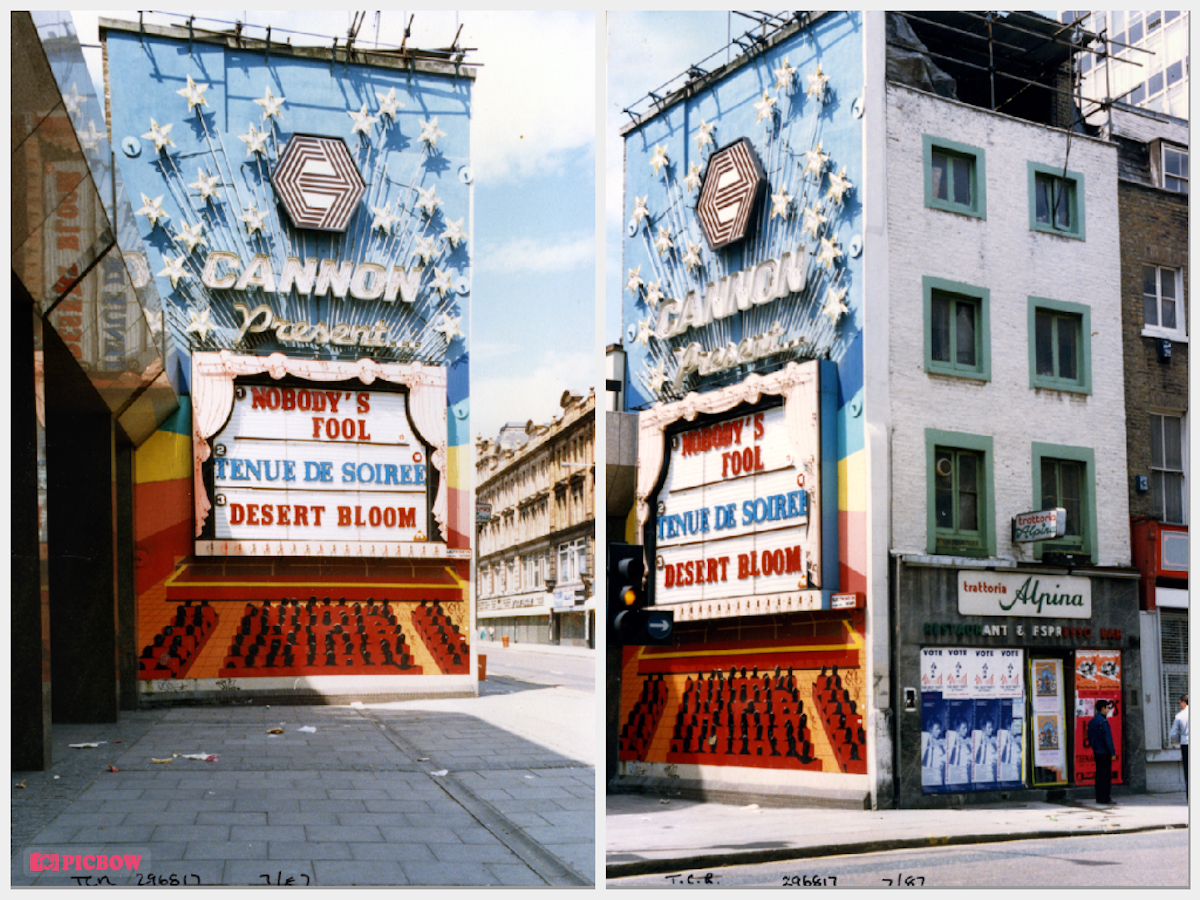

{"left": 926, "top": 429, "right": 995, "bottom": 557}
{"left": 1031, "top": 442, "right": 1097, "bottom": 563}
{"left": 924, "top": 135, "right": 986, "bottom": 218}
{"left": 1028, "top": 161, "right": 1086, "bottom": 239}
{"left": 924, "top": 276, "right": 991, "bottom": 381}
{"left": 1028, "top": 297, "right": 1091, "bottom": 394}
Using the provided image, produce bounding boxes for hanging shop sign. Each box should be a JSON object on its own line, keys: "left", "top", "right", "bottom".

{"left": 958, "top": 571, "right": 1091, "bottom": 619}
{"left": 1012, "top": 508, "right": 1067, "bottom": 543}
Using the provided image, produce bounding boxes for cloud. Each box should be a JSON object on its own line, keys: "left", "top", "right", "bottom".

{"left": 471, "top": 349, "right": 594, "bottom": 440}
{"left": 466, "top": 11, "right": 596, "bottom": 185}
{"left": 477, "top": 233, "right": 594, "bottom": 275}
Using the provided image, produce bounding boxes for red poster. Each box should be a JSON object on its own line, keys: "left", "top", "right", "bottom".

{"left": 1073, "top": 650, "right": 1122, "bottom": 786}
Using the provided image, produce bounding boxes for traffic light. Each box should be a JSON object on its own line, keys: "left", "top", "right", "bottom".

{"left": 608, "top": 543, "right": 673, "bottom": 645}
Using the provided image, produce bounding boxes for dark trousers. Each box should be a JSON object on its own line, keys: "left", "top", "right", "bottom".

{"left": 1093, "top": 753, "right": 1113, "bottom": 803}
{"left": 1182, "top": 744, "right": 1188, "bottom": 793}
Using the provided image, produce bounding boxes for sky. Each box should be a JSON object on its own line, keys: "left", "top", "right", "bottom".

{"left": 69, "top": 9, "right": 597, "bottom": 442}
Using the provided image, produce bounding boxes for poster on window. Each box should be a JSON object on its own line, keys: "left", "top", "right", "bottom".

{"left": 1073, "top": 650, "right": 1123, "bottom": 788}
{"left": 1031, "top": 658, "right": 1067, "bottom": 783}
{"left": 921, "top": 648, "right": 1024, "bottom": 793}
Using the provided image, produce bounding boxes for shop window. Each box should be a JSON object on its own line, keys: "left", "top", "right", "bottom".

{"left": 1142, "top": 265, "right": 1186, "bottom": 340}
{"left": 1028, "top": 161, "right": 1086, "bottom": 239}
{"left": 923, "top": 135, "right": 986, "bottom": 218}
{"left": 924, "top": 277, "right": 990, "bottom": 381}
{"left": 1028, "top": 297, "right": 1091, "bottom": 394}
{"left": 926, "top": 429, "right": 995, "bottom": 557}
{"left": 1163, "top": 145, "right": 1188, "bottom": 194}
{"left": 1032, "top": 442, "right": 1097, "bottom": 563}
{"left": 1150, "top": 413, "right": 1187, "bottom": 525}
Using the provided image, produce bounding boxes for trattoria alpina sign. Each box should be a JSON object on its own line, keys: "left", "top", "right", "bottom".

{"left": 958, "top": 571, "right": 1091, "bottom": 619}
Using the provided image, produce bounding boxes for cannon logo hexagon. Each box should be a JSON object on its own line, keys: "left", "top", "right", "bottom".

{"left": 271, "top": 134, "right": 365, "bottom": 232}
{"left": 695, "top": 138, "right": 767, "bottom": 251}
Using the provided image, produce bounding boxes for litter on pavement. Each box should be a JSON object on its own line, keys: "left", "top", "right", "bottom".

{"left": 68, "top": 742, "right": 105, "bottom": 749}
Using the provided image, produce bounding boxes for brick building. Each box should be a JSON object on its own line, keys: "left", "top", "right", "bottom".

{"left": 1107, "top": 104, "right": 1189, "bottom": 791}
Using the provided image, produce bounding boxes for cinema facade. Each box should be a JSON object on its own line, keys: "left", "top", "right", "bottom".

{"left": 13, "top": 14, "right": 476, "bottom": 765}
{"left": 613, "top": 12, "right": 1146, "bottom": 808}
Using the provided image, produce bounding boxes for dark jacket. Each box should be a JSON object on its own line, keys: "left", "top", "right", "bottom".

{"left": 1087, "top": 711, "right": 1115, "bottom": 756}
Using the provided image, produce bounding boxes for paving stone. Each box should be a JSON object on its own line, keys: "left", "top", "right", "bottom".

{"left": 400, "top": 861, "right": 503, "bottom": 886}
{"left": 485, "top": 862, "right": 545, "bottom": 886}
{"left": 181, "top": 840, "right": 268, "bottom": 860}
{"left": 267, "top": 841, "right": 353, "bottom": 860}
{"left": 313, "top": 859, "right": 408, "bottom": 885}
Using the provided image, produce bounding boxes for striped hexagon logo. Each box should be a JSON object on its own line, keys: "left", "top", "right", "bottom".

{"left": 271, "top": 135, "right": 366, "bottom": 233}
{"left": 695, "top": 138, "right": 767, "bottom": 251}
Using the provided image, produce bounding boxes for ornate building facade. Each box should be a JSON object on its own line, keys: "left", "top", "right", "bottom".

{"left": 476, "top": 389, "right": 596, "bottom": 647}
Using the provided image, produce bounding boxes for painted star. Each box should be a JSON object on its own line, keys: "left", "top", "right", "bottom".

{"left": 644, "top": 280, "right": 665, "bottom": 309}
{"left": 190, "top": 169, "right": 220, "bottom": 201}
{"left": 696, "top": 120, "right": 715, "bottom": 151}
{"left": 430, "top": 267, "right": 457, "bottom": 296}
{"left": 774, "top": 57, "right": 797, "bottom": 92}
{"left": 807, "top": 62, "right": 829, "bottom": 102}
{"left": 136, "top": 193, "right": 170, "bottom": 228}
{"left": 649, "top": 144, "right": 670, "bottom": 177}
{"left": 684, "top": 163, "right": 703, "bottom": 194}
{"left": 816, "top": 235, "right": 843, "bottom": 270}
{"left": 654, "top": 225, "right": 673, "bottom": 257}
{"left": 348, "top": 103, "right": 379, "bottom": 137}
{"left": 254, "top": 86, "right": 285, "bottom": 121}
{"left": 625, "top": 266, "right": 643, "bottom": 294}
{"left": 158, "top": 255, "right": 189, "bottom": 289}
{"left": 185, "top": 308, "right": 213, "bottom": 341}
{"left": 415, "top": 184, "right": 442, "bottom": 217}
{"left": 413, "top": 235, "right": 440, "bottom": 265}
{"left": 174, "top": 221, "right": 206, "bottom": 254}
{"left": 826, "top": 166, "right": 854, "bottom": 206}
{"left": 442, "top": 218, "right": 468, "bottom": 248}
{"left": 802, "top": 142, "right": 830, "bottom": 181}
{"left": 238, "top": 204, "right": 268, "bottom": 236}
{"left": 63, "top": 83, "right": 86, "bottom": 116}
{"left": 683, "top": 242, "right": 703, "bottom": 270}
{"left": 770, "top": 187, "right": 792, "bottom": 220}
{"left": 801, "top": 205, "right": 827, "bottom": 240}
{"left": 432, "top": 313, "right": 464, "bottom": 343}
{"left": 419, "top": 117, "right": 447, "bottom": 149}
{"left": 647, "top": 362, "right": 668, "bottom": 394}
{"left": 630, "top": 195, "right": 650, "bottom": 228}
{"left": 822, "top": 283, "right": 849, "bottom": 325}
{"left": 77, "top": 120, "right": 104, "bottom": 152}
{"left": 142, "top": 118, "right": 174, "bottom": 153}
{"left": 370, "top": 202, "right": 400, "bottom": 234}
{"left": 177, "top": 75, "right": 210, "bottom": 111}
{"left": 376, "top": 87, "right": 404, "bottom": 120}
{"left": 754, "top": 90, "right": 777, "bottom": 123}
{"left": 635, "top": 317, "right": 655, "bottom": 346}
{"left": 239, "top": 122, "right": 270, "bottom": 157}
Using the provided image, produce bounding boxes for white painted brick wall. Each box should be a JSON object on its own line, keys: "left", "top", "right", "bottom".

{"left": 884, "top": 84, "right": 1130, "bottom": 566}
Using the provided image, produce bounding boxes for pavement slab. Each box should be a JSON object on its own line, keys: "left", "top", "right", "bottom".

{"left": 13, "top": 685, "right": 596, "bottom": 887}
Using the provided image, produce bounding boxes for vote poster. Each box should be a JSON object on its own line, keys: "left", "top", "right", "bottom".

{"left": 921, "top": 648, "right": 1024, "bottom": 794}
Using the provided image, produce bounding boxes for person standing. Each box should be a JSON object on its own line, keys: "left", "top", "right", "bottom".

{"left": 1169, "top": 694, "right": 1188, "bottom": 794}
{"left": 1087, "top": 699, "right": 1116, "bottom": 804}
